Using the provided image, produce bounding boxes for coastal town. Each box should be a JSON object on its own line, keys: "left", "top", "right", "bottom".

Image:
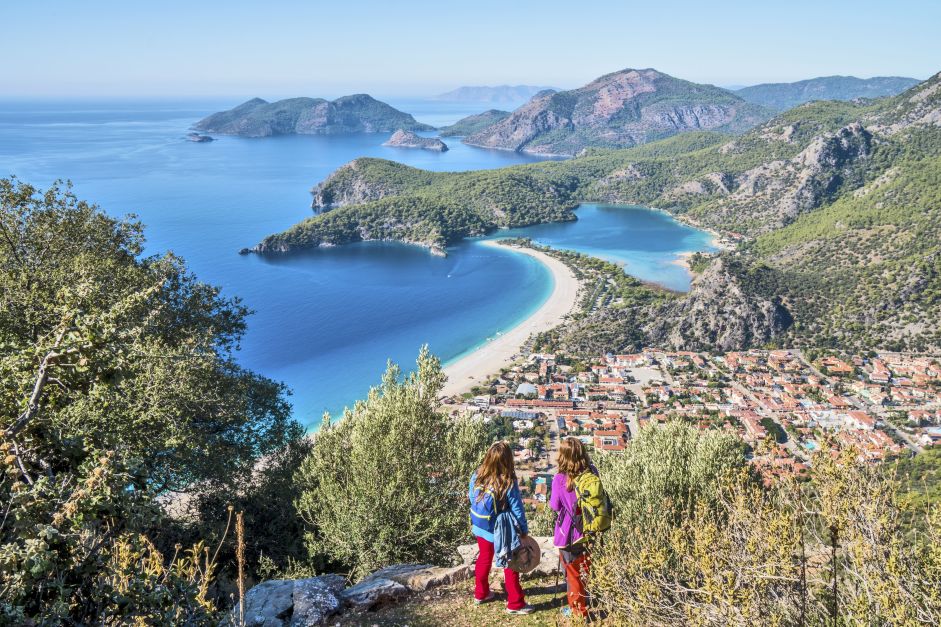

{"left": 444, "top": 348, "right": 941, "bottom": 501}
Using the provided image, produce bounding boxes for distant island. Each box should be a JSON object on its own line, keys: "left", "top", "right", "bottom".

{"left": 382, "top": 129, "right": 448, "bottom": 152}
{"left": 462, "top": 68, "right": 774, "bottom": 156}
{"left": 193, "top": 95, "right": 434, "bottom": 137}
{"left": 431, "top": 85, "right": 558, "bottom": 104}
{"left": 438, "top": 110, "right": 510, "bottom": 137}
{"left": 735, "top": 75, "right": 921, "bottom": 111}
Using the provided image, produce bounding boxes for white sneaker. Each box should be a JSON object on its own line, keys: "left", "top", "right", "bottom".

{"left": 506, "top": 605, "right": 535, "bottom": 615}
{"left": 474, "top": 592, "right": 497, "bottom": 605}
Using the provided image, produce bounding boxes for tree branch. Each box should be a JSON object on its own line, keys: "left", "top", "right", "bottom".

{"left": 3, "top": 328, "right": 73, "bottom": 439}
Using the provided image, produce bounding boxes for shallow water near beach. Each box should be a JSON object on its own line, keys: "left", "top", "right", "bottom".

{"left": 0, "top": 99, "right": 714, "bottom": 428}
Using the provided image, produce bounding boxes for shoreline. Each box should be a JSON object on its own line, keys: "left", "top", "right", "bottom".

{"left": 440, "top": 240, "right": 580, "bottom": 397}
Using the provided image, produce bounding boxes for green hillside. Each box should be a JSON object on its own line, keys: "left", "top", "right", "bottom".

{"left": 438, "top": 109, "right": 511, "bottom": 136}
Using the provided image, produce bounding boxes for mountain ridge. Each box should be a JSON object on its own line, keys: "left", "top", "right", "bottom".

{"left": 735, "top": 75, "right": 921, "bottom": 111}
{"left": 462, "top": 68, "right": 773, "bottom": 156}
{"left": 431, "top": 85, "right": 558, "bottom": 103}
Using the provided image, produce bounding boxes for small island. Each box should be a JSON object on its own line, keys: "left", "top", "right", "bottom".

{"left": 193, "top": 95, "right": 434, "bottom": 138}
{"left": 186, "top": 132, "right": 214, "bottom": 143}
{"left": 382, "top": 129, "right": 448, "bottom": 152}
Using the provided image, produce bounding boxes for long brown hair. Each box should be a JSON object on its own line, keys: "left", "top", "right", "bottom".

{"left": 475, "top": 441, "right": 516, "bottom": 502}
{"left": 558, "top": 437, "right": 591, "bottom": 491}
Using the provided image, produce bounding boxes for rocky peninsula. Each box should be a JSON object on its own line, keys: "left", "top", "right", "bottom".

{"left": 382, "top": 129, "right": 448, "bottom": 152}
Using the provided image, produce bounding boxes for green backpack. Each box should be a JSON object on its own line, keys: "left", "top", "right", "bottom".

{"left": 573, "top": 471, "right": 613, "bottom": 534}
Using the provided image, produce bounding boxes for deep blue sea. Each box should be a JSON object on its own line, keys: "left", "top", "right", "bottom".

{"left": 0, "top": 98, "right": 715, "bottom": 428}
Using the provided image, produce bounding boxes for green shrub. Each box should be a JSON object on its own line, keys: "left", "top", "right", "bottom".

{"left": 590, "top": 427, "right": 941, "bottom": 625}
{"left": 294, "top": 347, "right": 487, "bottom": 579}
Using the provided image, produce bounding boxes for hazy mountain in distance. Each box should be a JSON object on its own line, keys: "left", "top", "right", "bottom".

{"left": 431, "top": 85, "right": 559, "bottom": 104}
{"left": 735, "top": 75, "right": 920, "bottom": 111}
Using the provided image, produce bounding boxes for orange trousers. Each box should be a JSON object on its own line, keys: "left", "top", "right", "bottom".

{"left": 564, "top": 552, "right": 590, "bottom": 616}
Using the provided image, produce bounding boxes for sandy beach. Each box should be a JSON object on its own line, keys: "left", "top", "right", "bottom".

{"left": 440, "top": 240, "right": 580, "bottom": 397}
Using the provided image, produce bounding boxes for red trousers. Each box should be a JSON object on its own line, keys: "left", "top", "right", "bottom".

{"left": 474, "top": 536, "right": 526, "bottom": 610}
{"left": 564, "top": 552, "right": 590, "bottom": 616}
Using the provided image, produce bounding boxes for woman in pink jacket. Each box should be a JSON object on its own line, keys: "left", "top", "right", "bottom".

{"left": 549, "top": 437, "right": 593, "bottom": 617}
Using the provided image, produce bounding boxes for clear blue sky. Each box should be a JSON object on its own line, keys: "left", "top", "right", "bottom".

{"left": 4, "top": 0, "right": 938, "bottom": 98}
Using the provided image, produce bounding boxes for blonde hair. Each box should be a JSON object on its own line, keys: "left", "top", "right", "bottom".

{"left": 558, "top": 437, "right": 591, "bottom": 492}
{"left": 475, "top": 441, "right": 516, "bottom": 502}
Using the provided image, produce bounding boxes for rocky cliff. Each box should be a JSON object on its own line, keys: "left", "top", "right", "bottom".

{"left": 382, "top": 129, "right": 448, "bottom": 152}
{"left": 464, "top": 69, "right": 773, "bottom": 156}
{"left": 644, "top": 258, "right": 792, "bottom": 352}
{"left": 671, "top": 121, "right": 874, "bottom": 234}
{"left": 194, "top": 95, "right": 433, "bottom": 137}
{"left": 553, "top": 255, "right": 791, "bottom": 355}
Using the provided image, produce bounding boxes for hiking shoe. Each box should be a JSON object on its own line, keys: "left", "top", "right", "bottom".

{"left": 506, "top": 605, "right": 535, "bottom": 615}
{"left": 474, "top": 592, "right": 496, "bottom": 605}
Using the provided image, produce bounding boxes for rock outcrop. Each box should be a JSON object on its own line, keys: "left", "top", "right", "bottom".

{"left": 339, "top": 577, "right": 408, "bottom": 609}
{"left": 382, "top": 129, "right": 448, "bottom": 152}
{"left": 644, "top": 257, "right": 792, "bottom": 352}
{"left": 464, "top": 68, "right": 772, "bottom": 156}
{"left": 185, "top": 132, "right": 214, "bottom": 142}
{"left": 194, "top": 95, "right": 434, "bottom": 137}
{"left": 692, "top": 122, "right": 873, "bottom": 233}
{"left": 309, "top": 158, "right": 439, "bottom": 212}
{"left": 236, "top": 575, "right": 344, "bottom": 626}
{"left": 232, "top": 539, "right": 559, "bottom": 625}
{"left": 871, "top": 71, "right": 941, "bottom": 133}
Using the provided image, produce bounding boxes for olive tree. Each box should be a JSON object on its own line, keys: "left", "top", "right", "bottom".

{"left": 1, "top": 179, "right": 300, "bottom": 622}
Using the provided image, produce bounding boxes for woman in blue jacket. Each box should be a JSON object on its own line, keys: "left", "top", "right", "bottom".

{"left": 469, "top": 441, "right": 533, "bottom": 615}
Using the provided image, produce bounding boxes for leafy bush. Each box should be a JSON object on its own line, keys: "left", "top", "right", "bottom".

{"left": 589, "top": 425, "right": 941, "bottom": 625}
{"left": 294, "top": 347, "right": 488, "bottom": 579}
{"left": 596, "top": 421, "right": 748, "bottom": 526}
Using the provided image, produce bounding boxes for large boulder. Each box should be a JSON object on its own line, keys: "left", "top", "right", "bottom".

{"left": 237, "top": 575, "right": 343, "bottom": 627}
{"left": 361, "top": 563, "right": 472, "bottom": 592}
{"left": 339, "top": 577, "right": 408, "bottom": 609}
